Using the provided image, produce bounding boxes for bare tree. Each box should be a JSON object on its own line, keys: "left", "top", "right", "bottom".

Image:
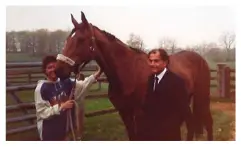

{"left": 6, "top": 31, "right": 17, "bottom": 52}
{"left": 126, "top": 33, "right": 146, "bottom": 51}
{"left": 49, "top": 30, "right": 69, "bottom": 53}
{"left": 185, "top": 42, "right": 219, "bottom": 56}
{"left": 184, "top": 45, "right": 195, "bottom": 52}
{"left": 158, "top": 37, "right": 177, "bottom": 53}
{"left": 219, "top": 32, "right": 235, "bottom": 61}
{"left": 192, "top": 42, "right": 209, "bottom": 56}
{"left": 35, "top": 29, "right": 50, "bottom": 55}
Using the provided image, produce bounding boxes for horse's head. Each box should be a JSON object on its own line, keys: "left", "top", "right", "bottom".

{"left": 55, "top": 12, "right": 101, "bottom": 79}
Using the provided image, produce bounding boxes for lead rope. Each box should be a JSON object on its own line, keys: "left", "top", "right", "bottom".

{"left": 66, "top": 74, "right": 81, "bottom": 141}
{"left": 67, "top": 76, "right": 76, "bottom": 140}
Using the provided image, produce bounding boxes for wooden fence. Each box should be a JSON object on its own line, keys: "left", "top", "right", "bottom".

{"left": 214, "top": 63, "right": 235, "bottom": 99}
{"left": 6, "top": 62, "right": 235, "bottom": 140}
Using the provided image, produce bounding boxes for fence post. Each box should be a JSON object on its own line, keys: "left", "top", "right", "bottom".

{"left": 224, "top": 66, "right": 231, "bottom": 98}
{"left": 217, "top": 63, "right": 227, "bottom": 98}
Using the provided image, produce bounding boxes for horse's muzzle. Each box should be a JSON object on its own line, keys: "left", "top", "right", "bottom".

{"left": 55, "top": 66, "right": 71, "bottom": 80}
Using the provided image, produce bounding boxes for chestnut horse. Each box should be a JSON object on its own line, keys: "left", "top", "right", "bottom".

{"left": 55, "top": 12, "right": 213, "bottom": 141}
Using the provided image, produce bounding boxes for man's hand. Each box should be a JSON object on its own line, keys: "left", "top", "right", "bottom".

{"left": 60, "top": 100, "right": 74, "bottom": 111}
{"left": 93, "top": 66, "right": 103, "bottom": 79}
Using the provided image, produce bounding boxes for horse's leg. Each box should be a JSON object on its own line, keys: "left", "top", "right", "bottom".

{"left": 204, "top": 109, "right": 213, "bottom": 141}
{"left": 185, "top": 94, "right": 194, "bottom": 141}
{"left": 194, "top": 84, "right": 213, "bottom": 140}
{"left": 199, "top": 95, "right": 213, "bottom": 141}
{"left": 192, "top": 95, "right": 204, "bottom": 138}
{"left": 185, "top": 111, "right": 195, "bottom": 140}
{"left": 118, "top": 109, "right": 136, "bottom": 141}
{"left": 193, "top": 93, "right": 213, "bottom": 141}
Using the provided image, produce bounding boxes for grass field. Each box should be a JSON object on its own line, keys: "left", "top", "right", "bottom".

{"left": 84, "top": 99, "right": 236, "bottom": 141}
{"left": 6, "top": 81, "right": 235, "bottom": 141}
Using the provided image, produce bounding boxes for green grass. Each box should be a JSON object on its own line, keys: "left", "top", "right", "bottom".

{"left": 85, "top": 98, "right": 113, "bottom": 113}
{"left": 181, "top": 108, "right": 234, "bottom": 141}
{"left": 6, "top": 93, "right": 235, "bottom": 141}
{"left": 83, "top": 113, "right": 127, "bottom": 141}
{"left": 211, "top": 109, "right": 234, "bottom": 141}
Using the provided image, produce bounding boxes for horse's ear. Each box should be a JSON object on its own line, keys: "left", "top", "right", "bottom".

{"left": 81, "top": 11, "right": 89, "bottom": 25}
{"left": 71, "top": 14, "right": 78, "bottom": 28}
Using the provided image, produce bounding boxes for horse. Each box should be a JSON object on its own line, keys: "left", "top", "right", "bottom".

{"left": 55, "top": 12, "right": 213, "bottom": 141}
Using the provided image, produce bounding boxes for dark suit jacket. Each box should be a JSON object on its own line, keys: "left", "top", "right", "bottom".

{"left": 140, "top": 69, "right": 190, "bottom": 141}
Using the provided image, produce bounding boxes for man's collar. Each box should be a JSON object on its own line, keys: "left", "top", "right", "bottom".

{"left": 155, "top": 68, "right": 167, "bottom": 82}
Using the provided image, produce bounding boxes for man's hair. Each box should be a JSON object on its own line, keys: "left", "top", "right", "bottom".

{"left": 148, "top": 48, "right": 169, "bottom": 63}
{"left": 42, "top": 55, "right": 57, "bottom": 74}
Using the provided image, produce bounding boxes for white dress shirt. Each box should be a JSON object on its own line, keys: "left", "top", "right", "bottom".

{"left": 153, "top": 68, "right": 167, "bottom": 91}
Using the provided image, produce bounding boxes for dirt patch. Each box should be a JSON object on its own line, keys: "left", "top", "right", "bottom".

{"left": 211, "top": 102, "right": 235, "bottom": 141}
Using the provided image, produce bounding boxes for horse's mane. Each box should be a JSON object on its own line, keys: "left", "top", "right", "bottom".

{"left": 94, "top": 26, "right": 117, "bottom": 41}
{"left": 129, "top": 46, "right": 147, "bottom": 54}
{"left": 93, "top": 26, "right": 147, "bottom": 55}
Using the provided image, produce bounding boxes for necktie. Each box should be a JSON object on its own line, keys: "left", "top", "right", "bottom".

{"left": 153, "top": 76, "right": 159, "bottom": 91}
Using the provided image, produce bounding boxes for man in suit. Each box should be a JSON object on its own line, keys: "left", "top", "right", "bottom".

{"left": 139, "top": 49, "right": 191, "bottom": 141}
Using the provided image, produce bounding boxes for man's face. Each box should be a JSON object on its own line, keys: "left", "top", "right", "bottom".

{"left": 45, "top": 62, "right": 57, "bottom": 81}
{"left": 148, "top": 52, "right": 167, "bottom": 75}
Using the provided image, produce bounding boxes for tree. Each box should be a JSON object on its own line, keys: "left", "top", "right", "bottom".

{"left": 185, "top": 42, "right": 218, "bottom": 56}
{"left": 6, "top": 31, "right": 17, "bottom": 52}
{"left": 219, "top": 32, "right": 235, "bottom": 61}
{"left": 6, "top": 29, "right": 71, "bottom": 55}
{"left": 35, "top": 29, "right": 50, "bottom": 56}
{"left": 126, "top": 33, "right": 145, "bottom": 51}
{"left": 49, "top": 30, "right": 69, "bottom": 53}
{"left": 158, "top": 37, "right": 177, "bottom": 54}
{"left": 28, "top": 31, "right": 38, "bottom": 56}
{"left": 16, "top": 31, "right": 32, "bottom": 53}
{"left": 204, "top": 48, "right": 226, "bottom": 62}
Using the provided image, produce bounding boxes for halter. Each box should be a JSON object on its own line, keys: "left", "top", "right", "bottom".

{"left": 56, "top": 24, "right": 97, "bottom": 73}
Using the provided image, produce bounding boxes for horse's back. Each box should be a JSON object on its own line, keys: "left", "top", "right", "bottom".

{"left": 168, "top": 50, "right": 210, "bottom": 94}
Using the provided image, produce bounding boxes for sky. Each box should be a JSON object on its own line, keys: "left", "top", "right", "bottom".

{"left": 6, "top": 5, "right": 235, "bottom": 49}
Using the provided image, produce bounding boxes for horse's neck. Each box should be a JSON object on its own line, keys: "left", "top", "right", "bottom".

{"left": 96, "top": 41, "right": 137, "bottom": 95}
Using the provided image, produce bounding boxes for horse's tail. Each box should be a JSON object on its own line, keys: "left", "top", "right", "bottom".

{"left": 192, "top": 56, "right": 211, "bottom": 136}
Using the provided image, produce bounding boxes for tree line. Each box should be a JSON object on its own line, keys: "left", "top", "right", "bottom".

{"left": 6, "top": 30, "right": 235, "bottom": 62}
{"left": 6, "top": 29, "right": 70, "bottom": 56}
{"left": 126, "top": 32, "right": 235, "bottom": 62}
